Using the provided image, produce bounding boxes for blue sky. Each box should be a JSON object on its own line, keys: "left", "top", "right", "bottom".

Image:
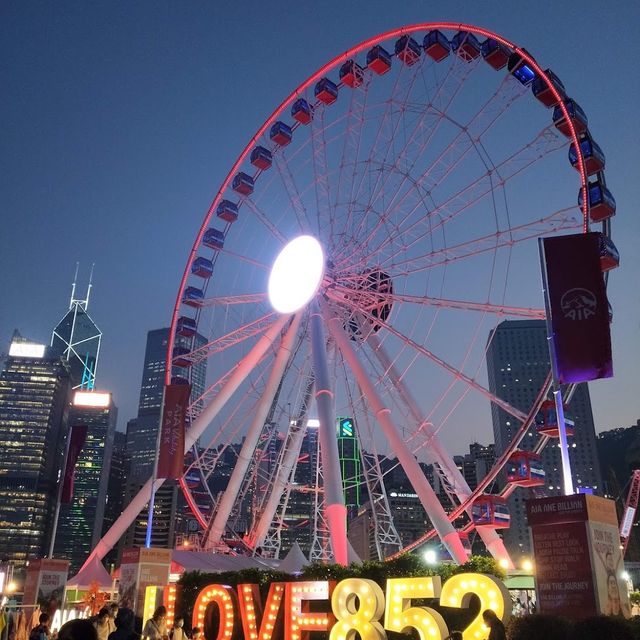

{"left": 1, "top": 1, "right": 638, "bottom": 449}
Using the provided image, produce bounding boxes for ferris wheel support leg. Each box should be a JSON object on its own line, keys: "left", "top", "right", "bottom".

{"left": 322, "top": 301, "right": 467, "bottom": 565}
{"left": 81, "top": 314, "right": 291, "bottom": 570}
{"left": 367, "top": 332, "right": 515, "bottom": 569}
{"left": 310, "top": 301, "right": 348, "bottom": 566}
{"left": 205, "top": 313, "right": 302, "bottom": 548}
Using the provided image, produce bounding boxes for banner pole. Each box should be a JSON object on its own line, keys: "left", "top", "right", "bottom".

{"left": 539, "top": 238, "right": 575, "bottom": 496}
{"left": 146, "top": 385, "right": 166, "bottom": 548}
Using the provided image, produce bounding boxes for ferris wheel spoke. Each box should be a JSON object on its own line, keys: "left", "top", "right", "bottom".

{"left": 242, "top": 197, "right": 288, "bottom": 244}
{"left": 378, "top": 205, "right": 579, "bottom": 277}
{"left": 326, "top": 284, "right": 545, "bottom": 319}
{"left": 358, "top": 124, "right": 568, "bottom": 268}
{"left": 347, "top": 74, "right": 527, "bottom": 262}
{"left": 182, "top": 312, "right": 276, "bottom": 367}
{"left": 196, "top": 292, "right": 268, "bottom": 308}
{"left": 341, "top": 301, "right": 527, "bottom": 423}
{"left": 308, "top": 106, "right": 334, "bottom": 237}
{"left": 331, "top": 78, "right": 370, "bottom": 249}
{"left": 343, "top": 55, "right": 482, "bottom": 261}
{"left": 273, "top": 148, "right": 313, "bottom": 233}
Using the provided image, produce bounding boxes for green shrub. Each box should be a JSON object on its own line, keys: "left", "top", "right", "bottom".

{"left": 507, "top": 614, "right": 572, "bottom": 640}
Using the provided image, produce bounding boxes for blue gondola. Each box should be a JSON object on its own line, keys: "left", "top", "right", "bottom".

{"left": 553, "top": 99, "right": 588, "bottom": 137}
{"left": 250, "top": 146, "right": 273, "bottom": 170}
{"left": 507, "top": 51, "right": 536, "bottom": 85}
{"left": 578, "top": 180, "right": 616, "bottom": 222}
{"left": 481, "top": 38, "right": 510, "bottom": 70}
{"left": 532, "top": 69, "right": 566, "bottom": 108}
{"left": 185, "top": 470, "right": 200, "bottom": 489}
{"left": 569, "top": 135, "right": 605, "bottom": 176}
{"left": 315, "top": 78, "right": 339, "bottom": 105}
{"left": 451, "top": 31, "right": 481, "bottom": 62}
{"left": 472, "top": 496, "right": 510, "bottom": 529}
{"left": 506, "top": 451, "right": 545, "bottom": 487}
{"left": 270, "top": 121, "right": 293, "bottom": 146}
{"left": 292, "top": 98, "right": 313, "bottom": 124}
{"left": 191, "top": 256, "right": 213, "bottom": 279}
{"left": 598, "top": 233, "right": 619, "bottom": 272}
{"left": 176, "top": 316, "right": 197, "bottom": 337}
{"left": 340, "top": 59, "right": 365, "bottom": 88}
{"left": 535, "top": 400, "right": 575, "bottom": 438}
{"left": 395, "top": 35, "right": 422, "bottom": 66}
{"left": 203, "top": 227, "right": 225, "bottom": 250}
{"left": 182, "top": 286, "right": 204, "bottom": 307}
{"left": 232, "top": 172, "right": 254, "bottom": 196}
{"left": 216, "top": 199, "right": 238, "bottom": 223}
{"left": 423, "top": 30, "right": 450, "bottom": 62}
{"left": 173, "top": 345, "right": 191, "bottom": 368}
{"left": 366, "top": 45, "right": 392, "bottom": 75}
{"left": 171, "top": 375, "right": 190, "bottom": 386}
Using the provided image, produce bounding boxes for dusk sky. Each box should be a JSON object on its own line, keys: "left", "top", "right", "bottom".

{"left": 1, "top": 1, "right": 638, "bottom": 451}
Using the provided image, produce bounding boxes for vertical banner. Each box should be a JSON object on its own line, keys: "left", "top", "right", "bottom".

{"left": 61, "top": 425, "right": 88, "bottom": 503}
{"left": 157, "top": 383, "right": 191, "bottom": 479}
{"left": 118, "top": 548, "right": 172, "bottom": 616}
{"left": 540, "top": 232, "right": 612, "bottom": 383}
{"left": 527, "top": 494, "right": 630, "bottom": 619}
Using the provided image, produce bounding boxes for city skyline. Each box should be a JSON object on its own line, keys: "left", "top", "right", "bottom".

{"left": 1, "top": 2, "right": 638, "bottom": 455}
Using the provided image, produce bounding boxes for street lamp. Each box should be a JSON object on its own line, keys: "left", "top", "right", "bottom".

{"left": 423, "top": 549, "right": 438, "bottom": 565}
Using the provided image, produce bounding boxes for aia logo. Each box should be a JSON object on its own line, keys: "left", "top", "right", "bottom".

{"left": 560, "top": 287, "right": 597, "bottom": 320}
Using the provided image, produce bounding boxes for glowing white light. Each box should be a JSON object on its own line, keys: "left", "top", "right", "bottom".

{"left": 498, "top": 559, "right": 510, "bottom": 570}
{"left": 73, "top": 391, "right": 111, "bottom": 407}
{"left": 622, "top": 571, "right": 630, "bottom": 581}
{"left": 423, "top": 549, "right": 437, "bottom": 565}
{"left": 307, "top": 419, "right": 320, "bottom": 428}
{"left": 268, "top": 236, "right": 324, "bottom": 313}
{"left": 522, "top": 559, "right": 534, "bottom": 572}
{"left": 9, "top": 341, "right": 45, "bottom": 358}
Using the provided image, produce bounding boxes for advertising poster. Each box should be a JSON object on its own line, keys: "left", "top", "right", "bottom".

{"left": 585, "top": 496, "right": 631, "bottom": 618}
{"left": 118, "top": 548, "right": 172, "bottom": 615}
{"left": 22, "top": 559, "right": 70, "bottom": 616}
{"left": 527, "top": 494, "right": 630, "bottom": 620}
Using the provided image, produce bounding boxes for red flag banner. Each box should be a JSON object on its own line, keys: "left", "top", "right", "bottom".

{"left": 541, "top": 232, "right": 612, "bottom": 383}
{"left": 61, "top": 425, "right": 87, "bottom": 503}
{"left": 157, "top": 383, "right": 191, "bottom": 479}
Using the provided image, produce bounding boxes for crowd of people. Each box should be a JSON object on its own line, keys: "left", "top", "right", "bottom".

{"left": 26, "top": 604, "right": 203, "bottom": 640}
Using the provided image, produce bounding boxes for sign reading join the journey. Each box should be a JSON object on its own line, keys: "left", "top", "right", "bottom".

{"left": 187, "top": 573, "right": 510, "bottom": 640}
{"left": 527, "top": 494, "right": 630, "bottom": 619}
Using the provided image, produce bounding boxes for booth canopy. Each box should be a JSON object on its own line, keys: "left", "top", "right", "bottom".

{"left": 66, "top": 555, "right": 113, "bottom": 589}
{"left": 278, "top": 542, "right": 309, "bottom": 574}
{"left": 170, "top": 551, "right": 276, "bottom": 574}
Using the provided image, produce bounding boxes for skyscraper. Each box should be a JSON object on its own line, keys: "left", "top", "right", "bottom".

{"left": 123, "top": 328, "right": 206, "bottom": 550}
{"left": 52, "top": 390, "right": 117, "bottom": 572}
{"left": 486, "top": 319, "right": 603, "bottom": 559}
{"left": 0, "top": 335, "right": 71, "bottom": 574}
{"left": 50, "top": 267, "right": 101, "bottom": 390}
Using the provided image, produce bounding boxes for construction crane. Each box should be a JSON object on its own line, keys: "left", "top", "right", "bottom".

{"left": 620, "top": 469, "right": 640, "bottom": 556}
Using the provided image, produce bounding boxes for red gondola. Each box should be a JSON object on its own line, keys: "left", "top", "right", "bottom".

{"left": 395, "top": 35, "right": 422, "bottom": 66}
{"left": 173, "top": 346, "right": 191, "bottom": 368}
{"left": 536, "top": 399, "right": 574, "bottom": 438}
{"left": 506, "top": 451, "right": 545, "bottom": 487}
{"left": 339, "top": 60, "right": 365, "bottom": 88}
{"left": 472, "top": 496, "right": 510, "bottom": 529}
{"left": 366, "top": 45, "right": 391, "bottom": 75}
{"left": 599, "top": 234, "right": 619, "bottom": 272}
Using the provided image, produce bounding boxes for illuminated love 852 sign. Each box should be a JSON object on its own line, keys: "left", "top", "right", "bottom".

{"left": 192, "top": 573, "right": 511, "bottom": 640}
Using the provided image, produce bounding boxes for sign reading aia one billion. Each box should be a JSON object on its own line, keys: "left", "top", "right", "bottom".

{"left": 190, "top": 572, "right": 511, "bottom": 640}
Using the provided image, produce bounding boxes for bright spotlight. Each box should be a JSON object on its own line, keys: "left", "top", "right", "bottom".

{"left": 622, "top": 571, "right": 630, "bottom": 581}
{"left": 268, "top": 236, "right": 325, "bottom": 313}
{"left": 6, "top": 582, "right": 17, "bottom": 593}
{"left": 423, "top": 549, "right": 437, "bottom": 565}
{"left": 498, "top": 558, "right": 510, "bottom": 570}
{"left": 522, "top": 559, "right": 534, "bottom": 572}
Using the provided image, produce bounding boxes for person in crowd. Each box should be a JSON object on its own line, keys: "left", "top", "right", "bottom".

{"left": 482, "top": 609, "right": 506, "bottom": 640}
{"left": 170, "top": 618, "right": 186, "bottom": 640}
{"left": 107, "top": 603, "right": 119, "bottom": 636}
{"left": 58, "top": 619, "right": 98, "bottom": 640}
{"left": 94, "top": 607, "right": 111, "bottom": 640}
{"left": 28, "top": 613, "right": 51, "bottom": 640}
{"left": 108, "top": 608, "right": 137, "bottom": 640}
{"left": 142, "top": 606, "right": 168, "bottom": 640}
{"left": 190, "top": 628, "right": 203, "bottom": 640}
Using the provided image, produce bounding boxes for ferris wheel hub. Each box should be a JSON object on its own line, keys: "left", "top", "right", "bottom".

{"left": 268, "top": 235, "right": 325, "bottom": 313}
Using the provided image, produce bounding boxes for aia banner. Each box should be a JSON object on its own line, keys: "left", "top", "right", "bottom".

{"left": 541, "top": 233, "right": 612, "bottom": 383}
{"left": 157, "top": 383, "right": 191, "bottom": 479}
{"left": 61, "top": 425, "right": 88, "bottom": 503}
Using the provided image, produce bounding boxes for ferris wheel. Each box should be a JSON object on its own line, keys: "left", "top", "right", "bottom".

{"left": 90, "top": 23, "right": 618, "bottom": 568}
